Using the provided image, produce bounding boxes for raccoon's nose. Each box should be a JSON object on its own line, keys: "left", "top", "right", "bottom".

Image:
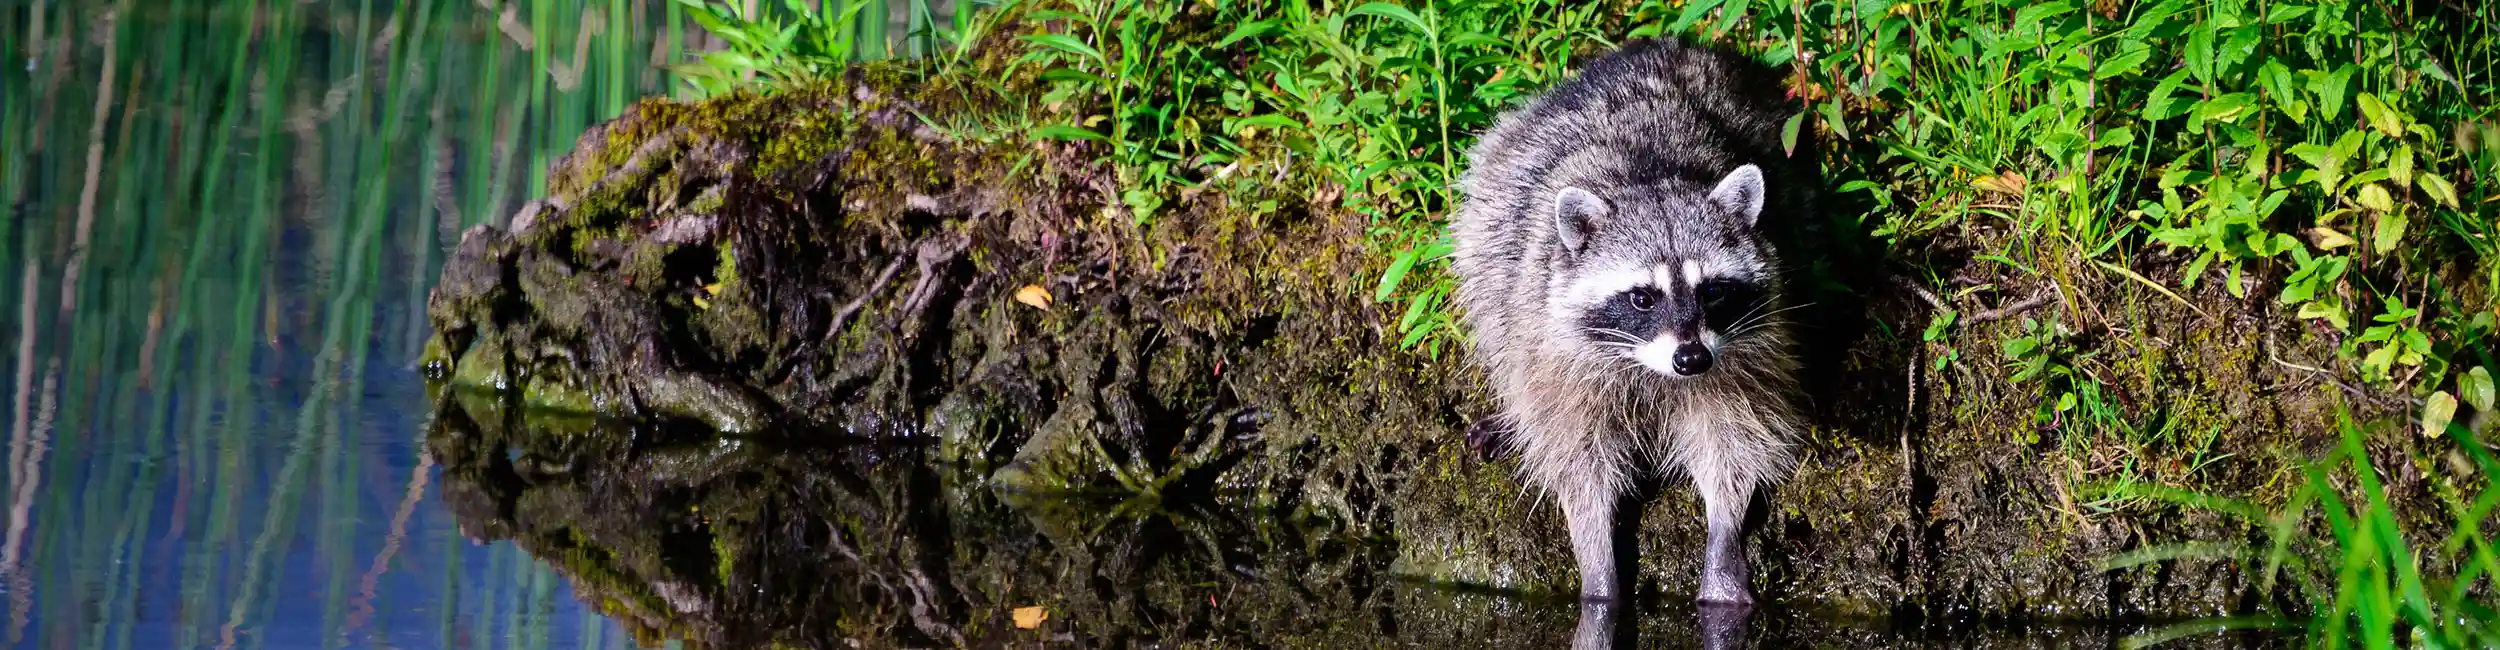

{"left": 1671, "top": 344, "right": 1714, "bottom": 376}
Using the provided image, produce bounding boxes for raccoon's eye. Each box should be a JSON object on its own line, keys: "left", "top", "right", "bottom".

{"left": 1626, "top": 289, "right": 1657, "bottom": 311}
{"left": 1698, "top": 281, "right": 1729, "bottom": 305}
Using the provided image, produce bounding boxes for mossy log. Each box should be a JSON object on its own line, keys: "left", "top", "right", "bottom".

{"left": 421, "top": 62, "right": 2443, "bottom": 645}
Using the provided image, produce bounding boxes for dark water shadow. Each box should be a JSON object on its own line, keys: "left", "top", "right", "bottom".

{"left": 430, "top": 390, "right": 2290, "bottom": 649}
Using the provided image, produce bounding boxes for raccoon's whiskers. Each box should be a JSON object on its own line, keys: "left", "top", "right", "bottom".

{"left": 1581, "top": 327, "right": 1647, "bottom": 346}
{"left": 1725, "top": 302, "right": 1815, "bottom": 338}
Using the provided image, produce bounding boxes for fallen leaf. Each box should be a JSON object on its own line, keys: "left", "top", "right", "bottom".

{"left": 2309, "top": 227, "right": 2356, "bottom": 249}
{"left": 1972, "top": 170, "right": 2028, "bottom": 196}
{"left": 1013, "top": 606, "right": 1049, "bottom": 629}
{"left": 1014, "top": 284, "right": 1054, "bottom": 310}
{"left": 703, "top": 282, "right": 723, "bottom": 296}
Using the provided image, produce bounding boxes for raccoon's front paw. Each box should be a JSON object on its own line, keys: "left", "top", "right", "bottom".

{"left": 1463, "top": 414, "right": 1513, "bottom": 462}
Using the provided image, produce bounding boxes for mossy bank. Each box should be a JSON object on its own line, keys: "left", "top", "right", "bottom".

{"left": 420, "top": 9, "right": 2491, "bottom": 646}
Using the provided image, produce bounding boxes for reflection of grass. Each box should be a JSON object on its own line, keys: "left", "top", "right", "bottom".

{"left": 5, "top": 0, "right": 689, "bottom": 646}
{"left": 2100, "top": 412, "right": 2499, "bottom": 649}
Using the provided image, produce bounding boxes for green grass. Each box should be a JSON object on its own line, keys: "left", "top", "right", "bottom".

{"left": 672, "top": 0, "right": 2500, "bottom": 644}
{"left": 2099, "top": 414, "right": 2499, "bottom": 648}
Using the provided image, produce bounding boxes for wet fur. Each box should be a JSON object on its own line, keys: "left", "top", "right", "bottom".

{"left": 1449, "top": 38, "right": 1809, "bottom": 605}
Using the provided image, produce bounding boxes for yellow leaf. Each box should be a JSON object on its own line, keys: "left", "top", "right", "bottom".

{"left": 2422, "top": 391, "right": 2458, "bottom": 438}
{"left": 2356, "top": 183, "right": 2393, "bottom": 212}
{"left": 703, "top": 282, "right": 723, "bottom": 296}
{"left": 1013, "top": 606, "right": 1049, "bottom": 629}
{"left": 2417, "top": 173, "right": 2460, "bottom": 209}
{"left": 1014, "top": 284, "right": 1054, "bottom": 310}
{"left": 1971, "top": 170, "right": 2027, "bottom": 196}
{"left": 2310, "top": 227, "right": 2356, "bottom": 250}
{"left": 2389, "top": 144, "right": 2414, "bottom": 188}
{"left": 2356, "top": 93, "right": 2403, "bottom": 138}
{"left": 691, "top": 295, "right": 711, "bottom": 310}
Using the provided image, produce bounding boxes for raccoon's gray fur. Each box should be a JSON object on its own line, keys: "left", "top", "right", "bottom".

{"left": 1450, "top": 39, "right": 1810, "bottom": 606}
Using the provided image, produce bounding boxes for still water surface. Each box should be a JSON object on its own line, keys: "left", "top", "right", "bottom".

{"left": 5, "top": 1, "right": 668, "bottom": 647}
{"left": 1, "top": 2, "right": 2267, "bottom": 648}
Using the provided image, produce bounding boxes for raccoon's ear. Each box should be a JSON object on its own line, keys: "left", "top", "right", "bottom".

{"left": 1553, "top": 187, "right": 1609, "bottom": 253}
{"left": 1709, "top": 164, "right": 1766, "bottom": 227}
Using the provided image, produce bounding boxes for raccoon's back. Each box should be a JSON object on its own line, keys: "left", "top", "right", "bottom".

{"left": 1450, "top": 39, "right": 1794, "bottom": 350}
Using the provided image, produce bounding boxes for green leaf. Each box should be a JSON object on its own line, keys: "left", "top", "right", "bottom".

{"left": 2310, "top": 65, "right": 2356, "bottom": 123}
{"left": 1375, "top": 248, "right": 1421, "bottom": 302}
{"left": 2297, "top": 299, "right": 2349, "bottom": 328}
{"left": 2355, "top": 93, "right": 2403, "bottom": 138}
{"left": 2217, "top": 25, "right": 2261, "bottom": 73}
{"left": 1781, "top": 112, "right": 1805, "bottom": 157}
{"left": 1667, "top": 0, "right": 1727, "bottom": 34}
{"left": 2422, "top": 392, "right": 2458, "bottom": 438}
{"left": 1038, "top": 68, "right": 1109, "bottom": 86}
{"left": 2372, "top": 209, "right": 2406, "bottom": 254}
{"left": 2265, "top": 3, "right": 2314, "bottom": 23}
{"left": 1347, "top": 2, "right": 1432, "bottom": 36}
{"left": 1398, "top": 290, "right": 1439, "bottom": 333}
{"left": 1215, "top": 19, "right": 1280, "bottom": 47}
{"left": 1717, "top": 0, "right": 1756, "bottom": 36}
{"left": 2099, "top": 47, "right": 2153, "bottom": 80}
{"left": 2143, "top": 70, "right": 2194, "bottom": 121}
{"left": 1819, "top": 100, "right": 1848, "bottom": 140}
{"left": 1031, "top": 125, "right": 1110, "bottom": 141}
{"left": 2365, "top": 345, "right": 2398, "bottom": 372}
{"left": 1399, "top": 315, "right": 1438, "bottom": 348}
{"left": 2003, "top": 336, "right": 2040, "bottom": 359}
{"left": 1923, "top": 310, "right": 1958, "bottom": 342}
{"left": 2416, "top": 173, "right": 2460, "bottom": 208}
{"left": 2198, "top": 93, "right": 2256, "bottom": 122}
{"left": 1231, "top": 114, "right": 1302, "bottom": 134}
{"left": 2463, "top": 367, "right": 2497, "bottom": 412}
{"left": 2185, "top": 26, "right": 2216, "bottom": 83}
{"left": 1020, "top": 33, "right": 1106, "bottom": 66}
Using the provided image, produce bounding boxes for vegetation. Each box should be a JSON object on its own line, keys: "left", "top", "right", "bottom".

{"left": 664, "top": 0, "right": 2500, "bottom": 645}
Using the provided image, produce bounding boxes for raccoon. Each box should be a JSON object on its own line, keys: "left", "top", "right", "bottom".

{"left": 1449, "top": 39, "right": 1810, "bottom": 606}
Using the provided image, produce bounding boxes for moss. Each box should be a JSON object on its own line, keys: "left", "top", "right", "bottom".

{"left": 451, "top": 336, "right": 513, "bottom": 391}
{"left": 522, "top": 375, "right": 600, "bottom": 414}
{"left": 419, "top": 333, "right": 455, "bottom": 378}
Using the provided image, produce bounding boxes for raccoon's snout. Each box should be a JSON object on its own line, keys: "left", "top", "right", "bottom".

{"left": 1671, "top": 343, "right": 1714, "bottom": 375}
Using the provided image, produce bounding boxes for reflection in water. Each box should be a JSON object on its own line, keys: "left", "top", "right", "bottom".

{"left": 433, "top": 393, "right": 2277, "bottom": 649}
{"left": 3, "top": 0, "right": 682, "bottom": 648}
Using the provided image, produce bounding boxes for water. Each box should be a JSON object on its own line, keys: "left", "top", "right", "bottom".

{"left": 2, "top": 1, "right": 672, "bottom": 647}
{"left": 0, "top": 2, "right": 2280, "bottom": 648}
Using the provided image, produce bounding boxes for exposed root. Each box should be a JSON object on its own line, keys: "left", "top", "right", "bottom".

{"left": 827, "top": 254, "right": 912, "bottom": 344}
{"left": 1889, "top": 273, "right": 2053, "bottom": 323}
{"left": 1963, "top": 289, "right": 2055, "bottom": 324}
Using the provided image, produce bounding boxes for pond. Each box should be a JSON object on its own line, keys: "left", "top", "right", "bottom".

{"left": 1, "top": 1, "right": 2281, "bottom": 648}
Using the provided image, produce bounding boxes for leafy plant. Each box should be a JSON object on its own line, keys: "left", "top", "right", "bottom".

{"left": 2097, "top": 413, "right": 2500, "bottom": 649}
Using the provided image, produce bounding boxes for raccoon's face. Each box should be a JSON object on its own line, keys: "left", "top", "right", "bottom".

{"left": 1547, "top": 164, "right": 1777, "bottom": 379}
